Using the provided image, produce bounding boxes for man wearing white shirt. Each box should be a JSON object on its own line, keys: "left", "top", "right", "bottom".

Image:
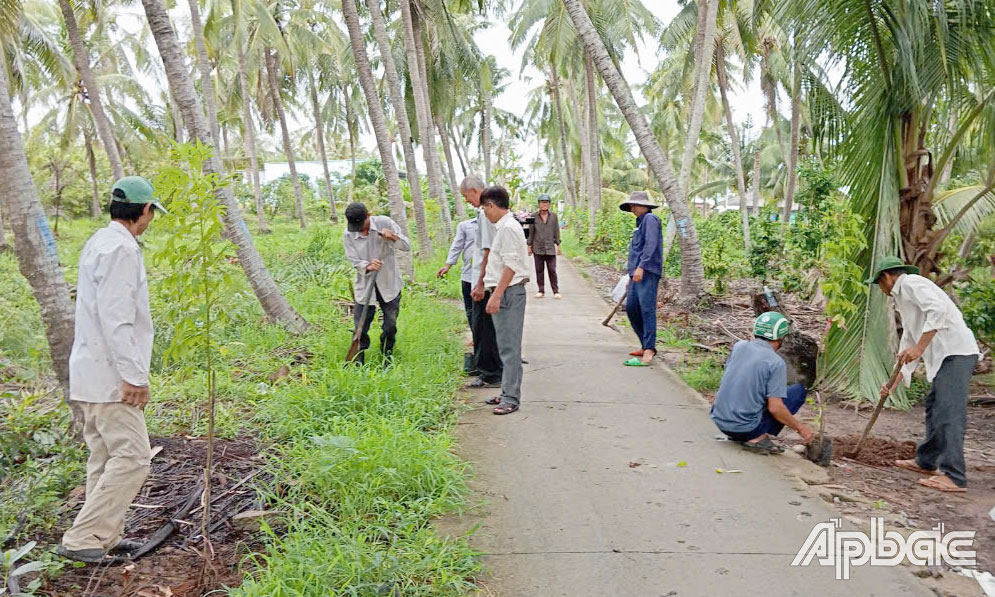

{"left": 872, "top": 256, "right": 980, "bottom": 493}
{"left": 437, "top": 217, "right": 478, "bottom": 329}
{"left": 482, "top": 186, "right": 530, "bottom": 415}
{"left": 461, "top": 175, "right": 502, "bottom": 388}
{"left": 59, "top": 176, "right": 166, "bottom": 562}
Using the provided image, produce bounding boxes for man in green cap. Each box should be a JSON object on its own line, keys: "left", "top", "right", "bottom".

{"left": 710, "top": 312, "right": 815, "bottom": 454}
{"left": 869, "top": 256, "right": 979, "bottom": 493}
{"left": 59, "top": 176, "right": 164, "bottom": 562}
{"left": 528, "top": 193, "right": 561, "bottom": 298}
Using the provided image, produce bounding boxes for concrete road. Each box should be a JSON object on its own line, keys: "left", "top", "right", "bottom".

{"left": 453, "top": 258, "right": 932, "bottom": 597}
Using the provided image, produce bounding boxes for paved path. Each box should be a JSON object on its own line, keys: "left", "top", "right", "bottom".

{"left": 453, "top": 258, "right": 932, "bottom": 597}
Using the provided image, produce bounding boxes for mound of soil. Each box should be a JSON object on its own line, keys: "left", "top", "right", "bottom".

{"left": 38, "top": 436, "right": 271, "bottom": 597}
{"left": 831, "top": 434, "right": 916, "bottom": 467}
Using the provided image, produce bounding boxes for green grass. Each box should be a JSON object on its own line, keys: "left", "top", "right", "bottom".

{"left": 1, "top": 216, "right": 479, "bottom": 594}
{"left": 675, "top": 357, "right": 725, "bottom": 393}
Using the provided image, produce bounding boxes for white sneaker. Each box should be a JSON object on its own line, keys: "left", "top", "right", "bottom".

{"left": 535, "top": 292, "right": 545, "bottom": 298}
{"left": 554, "top": 293, "right": 563, "bottom": 299}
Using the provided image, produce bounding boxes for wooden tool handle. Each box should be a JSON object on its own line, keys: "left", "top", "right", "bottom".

{"left": 602, "top": 292, "right": 627, "bottom": 326}
{"left": 850, "top": 361, "right": 903, "bottom": 456}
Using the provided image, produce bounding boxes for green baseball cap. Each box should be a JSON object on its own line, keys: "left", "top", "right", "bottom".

{"left": 754, "top": 311, "right": 791, "bottom": 341}
{"left": 864, "top": 256, "right": 918, "bottom": 284}
{"left": 111, "top": 176, "right": 167, "bottom": 214}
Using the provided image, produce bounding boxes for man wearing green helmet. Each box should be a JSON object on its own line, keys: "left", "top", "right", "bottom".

{"left": 710, "top": 312, "right": 815, "bottom": 454}
{"left": 868, "top": 256, "right": 979, "bottom": 493}
{"left": 59, "top": 176, "right": 164, "bottom": 563}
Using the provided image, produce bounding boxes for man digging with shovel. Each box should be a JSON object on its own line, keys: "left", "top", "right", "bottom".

{"left": 869, "top": 257, "right": 980, "bottom": 493}
{"left": 343, "top": 202, "right": 410, "bottom": 366}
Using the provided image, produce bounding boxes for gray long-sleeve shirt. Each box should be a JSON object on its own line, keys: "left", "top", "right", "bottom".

{"left": 343, "top": 215, "right": 411, "bottom": 305}
{"left": 446, "top": 219, "right": 478, "bottom": 284}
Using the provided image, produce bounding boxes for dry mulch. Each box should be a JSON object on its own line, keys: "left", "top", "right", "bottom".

{"left": 38, "top": 436, "right": 271, "bottom": 597}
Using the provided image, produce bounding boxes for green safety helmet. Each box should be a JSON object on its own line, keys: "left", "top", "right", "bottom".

{"left": 754, "top": 311, "right": 791, "bottom": 341}
{"left": 111, "top": 176, "right": 168, "bottom": 214}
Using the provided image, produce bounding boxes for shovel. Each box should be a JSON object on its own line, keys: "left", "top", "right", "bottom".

{"left": 848, "top": 360, "right": 904, "bottom": 457}
{"left": 346, "top": 241, "right": 390, "bottom": 363}
{"left": 602, "top": 291, "right": 627, "bottom": 330}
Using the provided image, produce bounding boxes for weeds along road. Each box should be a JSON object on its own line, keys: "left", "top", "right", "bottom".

{"left": 451, "top": 258, "right": 933, "bottom": 597}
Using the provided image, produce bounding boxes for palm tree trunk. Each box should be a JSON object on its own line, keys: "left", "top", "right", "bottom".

{"left": 782, "top": 54, "right": 802, "bottom": 231}
{"left": 346, "top": 93, "right": 357, "bottom": 203}
{"left": 677, "top": 0, "right": 717, "bottom": 195}
{"left": 187, "top": 0, "right": 220, "bottom": 147}
{"left": 235, "top": 43, "right": 269, "bottom": 234}
{"left": 170, "top": 91, "right": 184, "bottom": 143}
{"left": 0, "top": 64, "right": 76, "bottom": 402}
{"left": 84, "top": 131, "right": 101, "bottom": 217}
{"left": 480, "top": 94, "right": 493, "bottom": 181}
{"left": 751, "top": 148, "right": 762, "bottom": 214}
{"left": 549, "top": 69, "right": 577, "bottom": 207}
{"left": 401, "top": 0, "right": 451, "bottom": 237}
{"left": 761, "top": 42, "right": 787, "bottom": 161}
{"left": 141, "top": 0, "right": 308, "bottom": 333}
{"left": 563, "top": 0, "right": 705, "bottom": 302}
{"left": 59, "top": 0, "right": 125, "bottom": 181}
{"left": 308, "top": 70, "right": 339, "bottom": 224}
{"left": 367, "top": 0, "right": 431, "bottom": 253}
{"left": 446, "top": 125, "right": 470, "bottom": 176}
{"left": 584, "top": 52, "right": 602, "bottom": 236}
{"left": 265, "top": 50, "right": 307, "bottom": 229}
{"left": 715, "top": 45, "right": 750, "bottom": 250}
{"left": 341, "top": 0, "right": 414, "bottom": 278}
{"left": 570, "top": 78, "right": 590, "bottom": 211}
{"left": 437, "top": 116, "right": 466, "bottom": 218}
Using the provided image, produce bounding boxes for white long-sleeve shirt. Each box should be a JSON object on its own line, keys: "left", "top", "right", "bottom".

{"left": 484, "top": 212, "right": 530, "bottom": 289}
{"left": 445, "top": 219, "right": 478, "bottom": 284}
{"left": 892, "top": 274, "right": 979, "bottom": 384}
{"left": 343, "top": 215, "right": 411, "bottom": 305}
{"left": 69, "top": 221, "right": 153, "bottom": 402}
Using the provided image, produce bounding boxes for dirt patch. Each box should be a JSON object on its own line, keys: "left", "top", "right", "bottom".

{"left": 38, "top": 436, "right": 271, "bottom": 597}
{"left": 831, "top": 434, "right": 917, "bottom": 467}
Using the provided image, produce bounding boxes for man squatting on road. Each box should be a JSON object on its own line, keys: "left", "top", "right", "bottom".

{"left": 710, "top": 312, "right": 816, "bottom": 455}
{"left": 870, "top": 256, "right": 980, "bottom": 493}
{"left": 59, "top": 176, "right": 166, "bottom": 563}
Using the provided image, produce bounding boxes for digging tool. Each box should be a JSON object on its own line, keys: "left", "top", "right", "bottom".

{"left": 849, "top": 361, "right": 904, "bottom": 457}
{"left": 602, "top": 292, "right": 627, "bottom": 330}
{"left": 346, "top": 240, "right": 390, "bottom": 363}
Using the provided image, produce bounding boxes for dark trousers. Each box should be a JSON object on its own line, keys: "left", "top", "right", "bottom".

{"left": 625, "top": 272, "right": 661, "bottom": 351}
{"left": 722, "top": 384, "right": 807, "bottom": 442}
{"left": 471, "top": 290, "right": 503, "bottom": 384}
{"left": 916, "top": 354, "right": 977, "bottom": 488}
{"left": 533, "top": 253, "right": 559, "bottom": 293}
{"left": 353, "top": 288, "right": 401, "bottom": 364}
{"left": 461, "top": 281, "right": 474, "bottom": 330}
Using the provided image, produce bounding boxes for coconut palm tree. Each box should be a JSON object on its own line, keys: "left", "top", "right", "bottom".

{"left": 265, "top": 48, "right": 306, "bottom": 229}
{"left": 340, "top": 0, "right": 414, "bottom": 276}
{"left": 140, "top": 0, "right": 308, "bottom": 333}
{"left": 0, "top": 57, "right": 75, "bottom": 399}
{"left": 367, "top": 0, "right": 431, "bottom": 254}
{"left": 57, "top": 0, "right": 124, "bottom": 180}
{"left": 562, "top": 0, "right": 706, "bottom": 302}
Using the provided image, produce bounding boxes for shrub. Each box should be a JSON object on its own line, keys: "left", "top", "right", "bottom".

{"left": 960, "top": 278, "right": 995, "bottom": 349}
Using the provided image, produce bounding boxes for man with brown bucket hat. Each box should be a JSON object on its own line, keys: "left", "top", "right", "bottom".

{"left": 869, "top": 256, "right": 980, "bottom": 493}
{"left": 620, "top": 191, "right": 663, "bottom": 367}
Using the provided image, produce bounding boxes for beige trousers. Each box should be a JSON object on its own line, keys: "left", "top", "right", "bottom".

{"left": 61, "top": 401, "right": 152, "bottom": 552}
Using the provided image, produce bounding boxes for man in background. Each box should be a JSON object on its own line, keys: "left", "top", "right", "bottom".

{"left": 59, "top": 176, "right": 166, "bottom": 563}
{"left": 482, "top": 186, "right": 530, "bottom": 415}
{"left": 528, "top": 194, "right": 562, "bottom": 299}
{"left": 343, "top": 202, "right": 410, "bottom": 365}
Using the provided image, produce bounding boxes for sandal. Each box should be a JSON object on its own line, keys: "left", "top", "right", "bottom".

{"left": 485, "top": 396, "right": 501, "bottom": 405}
{"left": 629, "top": 350, "right": 644, "bottom": 357}
{"left": 894, "top": 459, "right": 943, "bottom": 476}
{"left": 741, "top": 436, "right": 784, "bottom": 455}
{"left": 917, "top": 476, "right": 967, "bottom": 493}
{"left": 623, "top": 357, "right": 649, "bottom": 367}
{"left": 493, "top": 403, "right": 519, "bottom": 415}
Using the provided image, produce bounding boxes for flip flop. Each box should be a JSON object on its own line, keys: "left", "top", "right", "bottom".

{"left": 484, "top": 396, "right": 501, "bottom": 405}
{"left": 623, "top": 357, "right": 649, "bottom": 367}
{"left": 629, "top": 350, "right": 644, "bottom": 357}
{"left": 894, "top": 460, "right": 943, "bottom": 476}
{"left": 917, "top": 476, "right": 967, "bottom": 493}
{"left": 741, "top": 436, "right": 784, "bottom": 455}
{"left": 493, "top": 403, "right": 519, "bottom": 415}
